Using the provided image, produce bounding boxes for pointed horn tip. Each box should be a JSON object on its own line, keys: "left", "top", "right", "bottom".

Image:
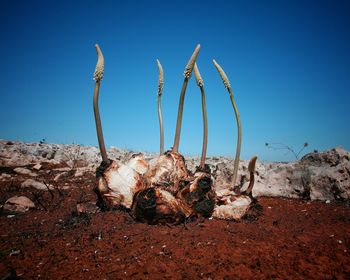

{"left": 157, "top": 59, "right": 163, "bottom": 68}
{"left": 190, "top": 44, "right": 200, "bottom": 58}
{"left": 157, "top": 59, "right": 163, "bottom": 72}
{"left": 213, "top": 59, "right": 221, "bottom": 69}
{"left": 194, "top": 45, "right": 200, "bottom": 54}
{"left": 190, "top": 44, "right": 200, "bottom": 60}
{"left": 212, "top": 59, "right": 220, "bottom": 69}
{"left": 248, "top": 156, "right": 258, "bottom": 172}
{"left": 183, "top": 45, "right": 201, "bottom": 78}
{"left": 95, "top": 44, "right": 103, "bottom": 56}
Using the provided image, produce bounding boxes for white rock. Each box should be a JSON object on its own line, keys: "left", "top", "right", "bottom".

{"left": 21, "top": 179, "right": 50, "bottom": 190}
{"left": 54, "top": 171, "right": 70, "bottom": 182}
{"left": 246, "top": 147, "right": 350, "bottom": 201}
{"left": 1, "top": 141, "right": 350, "bottom": 202}
{"left": 53, "top": 167, "right": 71, "bottom": 172}
{"left": 74, "top": 166, "right": 93, "bottom": 177}
{"left": 1, "top": 173, "right": 12, "bottom": 179}
{"left": 74, "top": 169, "right": 85, "bottom": 177}
{"left": 33, "top": 163, "right": 42, "bottom": 171}
{"left": 3, "top": 196, "right": 35, "bottom": 213}
{"left": 14, "top": 167, "right": 37, "bottom": 177}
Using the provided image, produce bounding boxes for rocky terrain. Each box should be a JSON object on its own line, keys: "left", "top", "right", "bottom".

{"left": 1, "top": 140, "right": 349, "bottom": 210}
{"left": 0, "top": 140, "right": 349, "bottom": 279}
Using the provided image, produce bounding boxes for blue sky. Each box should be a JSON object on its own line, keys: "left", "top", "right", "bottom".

{"left": 0, "top": 0, "right": 349, "bottom": 162}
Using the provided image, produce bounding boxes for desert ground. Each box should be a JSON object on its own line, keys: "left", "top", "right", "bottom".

{"left": 0, "top": 141, "right": 349, "bottom": 279}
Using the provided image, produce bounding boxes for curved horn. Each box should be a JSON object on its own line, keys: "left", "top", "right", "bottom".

{"left": 157, "top": 59, "right": 164, "bottom": 155}
{"left": 194, "top": 63, "right": 208, "bottom": 170}
{"left": 244, "top": 156, "right": 257, "bottom": 196}
{"left": 93, "top": 44, "right": 108, "bottom": 162}
{"left": 172, "top": 44, "right": 201, "bottom": 153}
{"left": 213, "top": 59, "right": 241, "bottom": 188}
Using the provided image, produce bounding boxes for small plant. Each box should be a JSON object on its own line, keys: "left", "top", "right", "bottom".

{"left": 29, "top": 181, "right": 66, "bottom": 212}
{"left": 265, "top": 142, "right": 309, "bottom": 160}
{"left": 62, "top": 144, "right": 84, "bottom": 171}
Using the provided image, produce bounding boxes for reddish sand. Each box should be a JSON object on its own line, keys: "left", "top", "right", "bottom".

{"left": 0, "top": 170, "right": 349, "bottom": 279}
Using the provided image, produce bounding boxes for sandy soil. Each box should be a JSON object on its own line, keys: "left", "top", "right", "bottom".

{"left": 0, "top": 167, "right": 349, "bottom": 279}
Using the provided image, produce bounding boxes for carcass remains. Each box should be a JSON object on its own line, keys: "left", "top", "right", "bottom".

{"left": 92, "top": 44, "right": 260, "bottom": 224}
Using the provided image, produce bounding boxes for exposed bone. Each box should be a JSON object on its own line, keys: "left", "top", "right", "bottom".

{"left": 212, "top": 189, "right": 253, "bottom": 220}
{"left": 126, "top": 153, "right": 149, "bottom": 175}
{"left": 144, "top": 151, "right": 189, "bottom": 194}
{"left": 212, "top": 156, "right": 258, "bottom": 220}
{"left": 157, "top": 59, "right": 164, "bottom": 155}
{"left": 172, "top": 44, "right": 201, "bottom": 153}
{"left": 177, "top": 171, "right": 216, "bottom": 217}
{"left": 194, "top": 63, "right": 208, "bottom": 170}
{"left": 213, "top": 59, "right": 242, "bottom": 188}
{"left": 132, "top": 188, "right": 191, "bottom": 224}
{"left": 93, "top": 44, "right": 108, "bottom": 162}
{"left": 243, "top": 155, "right": 257, "bottom": 196}
{"left": 97, "top": 160, "right": 147, "bottom": 209}
{"left": 92, "top": 44, "right": 259, "bottom": 223}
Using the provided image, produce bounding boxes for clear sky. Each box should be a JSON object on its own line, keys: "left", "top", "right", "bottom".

{"left": 0, "top": 0, "right": 349, "bottom": 162}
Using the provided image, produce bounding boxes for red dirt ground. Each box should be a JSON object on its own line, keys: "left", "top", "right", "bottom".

{"left": 0, "top": 170, "right": 349, "bottom": 279}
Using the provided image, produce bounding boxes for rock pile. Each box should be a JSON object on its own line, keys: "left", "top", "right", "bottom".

{"left": 251, "top": 147, "right": 349, "bottom": 201}
{"left": 3, "top": 196, "right": 35, "bottom": 213}
{"left": 0, "top": 140, "right": 349, "bottom": 202}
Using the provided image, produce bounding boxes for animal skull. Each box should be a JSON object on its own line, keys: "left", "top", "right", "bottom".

{"left": 92, "top": 44, "right": 259, "bottom": 224}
